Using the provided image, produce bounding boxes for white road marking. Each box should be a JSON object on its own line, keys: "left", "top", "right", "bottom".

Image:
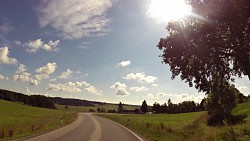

{"left": 108, "top": 119, "right": 144, "bottom": 141}
{"left": 89, "top": 117, "right": 102, "bottom": 141}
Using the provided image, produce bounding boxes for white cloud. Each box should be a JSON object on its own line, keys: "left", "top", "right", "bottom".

{"left": 35, "top": 62, "right": 57, "bottom": 80}
{"left": 58, "top": 69, "right": 73, "bottom": 79}
{"left": 156, "top": 92, "right": 173, "bottom": 97}
{"left": 143, "top": 94, "right": 158, "bottom": 99}
{"left": 130, "top": 86, "right": 149, "bottom": 92}
{"left": 123, "top": 72, "right": 157, "bottom": 84}
{"left": 0, "top": 74, "right": 6, "bottom": 80}
{"left": 0, "top": 22, "right": 13, "bottom": 34}
{"left": 48, "top": 82, "right": 81, "bottom": 93}
{"left": 24, "top": 39, "right": 60, "bottom": 53}
{"left": 13, "top": 64, "right": 39, "bottom": 86}
{"left": 174, "top": 94, "right": 204, "bottom": 103}
{"left": 143, "top": 92, "right": 173, "bottom": 99}
{"left": 47, "top": 80, "right": 97, "bottom": 94}
{"left": 0, "top": 47, "right": 17, "bottom": 65}
{"left": 238, "top": 86, "right": 248, "bottom": 91}
{"left": 116, "top": 60, "right": 131, "bottom": 67}
{"left": 14, "top": 40, "right": 22, "bottom": 46}
{"left": 110, "top": 82, "right": 130, "bottom": 96}
{"left": 152, "top": 84, "right": 159, "bottom": 87}
{"left": 37, "top": 0, "right": 117, "bottom": 39}
{"left": 84, "top": 85, "right": 102, "bottom": 95}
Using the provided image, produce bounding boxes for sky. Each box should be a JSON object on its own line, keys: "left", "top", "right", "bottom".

{"left": 0, "top": 0, "right": 249, "bottom": 105}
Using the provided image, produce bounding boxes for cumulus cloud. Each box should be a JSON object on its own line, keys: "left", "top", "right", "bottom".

{"left": 13, "top": 64, "right": 39, "bottom": 86}
{"left": 174, "top": 93, "right": 204, "bottom": 103}
{"left": 46, "top": 80, "right": 99, "bottom": 95}
{"left": 37, "top": 0, "right": 117, "bottom": 39}
{"left": 0, "top": 22, "right": 13, "bottom": 34}
{"left": 14, "top": 40, "right": 22, "bottom": 46}
{"left": 116, "top": 60, "right": 131, "bottom": 67}
{"left": 24, "top": 39, "right": 60, "bottom": 53}
{"left": 143, "top": 94, "right": 158, "bottom": 99}
{"left": 84, "top": 85, "right": 103, "bottom": 95}
{"left": 156, "top": 92, "right": 173, "bottom": 97}
{"left": 58, "top": 69, "right": 73, "bottom": 79}
{"left": 110, "top": 82, "right": 130, "bottom": 96}
{"left": 143, "top": 92, "right": 173, "bottom": 99}
{"left": 48, "top": 82, "right": 82, "bottom": 93}
{"left": 0, "top": 74, "right": 6, "bottom": 80}
{"left": 238, "top": 86, "right": 248, "bottom": 91}
{"left": 130, "top": 86, "right": 149, "bottom": 92}
{"left": 35, "top": 62, "right": 57, "bottom": 80}
{"left": 0, "top": 47, "right": 17, "bottom": 65}
{"left": 123, "top": 72, "right": 157, "bottom": 84}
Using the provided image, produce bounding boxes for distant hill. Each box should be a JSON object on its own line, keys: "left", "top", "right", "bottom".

{"left": 0, "top": 89, "right": 112, "bottom": 108}
{"left": 53, "top": 97, "right": 108, "bottom": 106}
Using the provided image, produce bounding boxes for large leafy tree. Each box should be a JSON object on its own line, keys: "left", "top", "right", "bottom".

{"left": 158, "top": 0, "right": 250, "bottom": 92}
{"left": 157, "top": 0, "right": 250, "bottom": 124}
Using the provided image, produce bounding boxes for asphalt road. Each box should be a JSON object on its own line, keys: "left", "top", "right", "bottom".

{"left": 25, "top": 113, "right": 144, "bottom": 141}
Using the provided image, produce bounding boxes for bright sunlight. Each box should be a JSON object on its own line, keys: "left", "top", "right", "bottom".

{"left": 147, "top": 0, "right": 192, "bottom": 23}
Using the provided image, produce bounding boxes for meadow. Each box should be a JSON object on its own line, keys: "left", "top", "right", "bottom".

{"left": 0, "top": 100, "right": 77, "bottom": 140}
{"left": 98, "top": 101, "right": 250, "bottom": 141}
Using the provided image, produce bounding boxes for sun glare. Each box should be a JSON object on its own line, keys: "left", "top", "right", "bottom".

{"left": 147, "top": 0, "right": 192, "bottom": 23}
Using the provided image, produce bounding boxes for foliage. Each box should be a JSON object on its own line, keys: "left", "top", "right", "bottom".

{"left": 157, "top": 0, "right": 250, "bottom": 125}
{"left": 141, "top": 100, "right": 148, "bottom": 113}
{"left": 117, "top": 102, "right": 123, "bottom": 113}
{"left": 158, "top": 0, "right": 250, "bottom": 92}
{"left": 153, "top": 100, "right": 202, "bottom": 114}
{"left": 206, "top": 76, "right": 237, "bottom": 125}
{"left": 0, "top": 89, "right": 55, "bottom": 109}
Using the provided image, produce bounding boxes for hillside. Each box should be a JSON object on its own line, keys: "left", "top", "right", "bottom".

{"left": 0, "top": 99, "right": 77, "bottom": 140}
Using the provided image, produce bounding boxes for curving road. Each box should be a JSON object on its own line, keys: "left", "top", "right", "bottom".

{"left": 25, "top": 113, "right": 144, "bottom": 141}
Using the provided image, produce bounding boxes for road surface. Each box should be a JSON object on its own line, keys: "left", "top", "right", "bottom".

{"left": 25, "top": 113, "right": 144, "bottom": 141}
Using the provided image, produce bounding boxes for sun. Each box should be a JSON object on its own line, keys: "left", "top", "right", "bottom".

{"left": 147, "top": 0, "right": 192, "bottom": 23}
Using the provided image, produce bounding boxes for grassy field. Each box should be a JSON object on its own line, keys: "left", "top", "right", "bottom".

{"left": 56, "top": 104, "right": 138, "bottom": 112}
{"left": 98, "top": 101, "right": 250, "bottom": 141}
{"left": 0, "top": 100, "right": 77, "bottom": 140}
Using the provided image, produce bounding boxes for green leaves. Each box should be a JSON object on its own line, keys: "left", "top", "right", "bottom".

{"left": 157, "top": 0, "right": 250, "bottom": 92}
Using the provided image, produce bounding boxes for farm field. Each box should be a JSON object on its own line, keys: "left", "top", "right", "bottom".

{"left": 98, "top": 101, "right": 250, "bottom": 141}
{"left": 0, "top": 99, "right": 77, "bottom": 140}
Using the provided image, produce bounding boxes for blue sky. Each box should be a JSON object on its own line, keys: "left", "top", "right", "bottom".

{"left": 0, "top": 0, "right": 249, "bottom": 105}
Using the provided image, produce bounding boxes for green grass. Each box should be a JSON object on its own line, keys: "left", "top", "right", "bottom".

{"left": 0, "top": 100, "right": 77, "bottom": 140}
{"left": 98, "top": 101, "right": 250, "bottom": 141}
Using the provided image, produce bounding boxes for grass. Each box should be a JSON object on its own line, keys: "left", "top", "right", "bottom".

{"left": 0, "top": 99, "right": 77, "bottom": 140}
{"left": 98, "top": 101, "right": 250, "bottom": 141}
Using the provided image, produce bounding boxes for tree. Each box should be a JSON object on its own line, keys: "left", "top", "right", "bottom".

{"left": 157, "top": 0, "right": 250, "bottom": 124}
{"left": 158, "top": 0, "right": 250, "bottom": 91}
{"left": 117, "top": 102, "right": 123, "bottom": 113}
{"left": 97, "top": 107, "right": 101, "bottom": 113}
{"left": 141, "top": 100, "right": 148, "bottom": 113}
{"left": 152, "top": 102, "right": 160, "bottom": 113}
{"left": 206, "top": 76, "right": 237, "bottom": 125}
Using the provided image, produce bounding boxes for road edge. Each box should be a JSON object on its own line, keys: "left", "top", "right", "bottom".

{"left": 94, "top": 115, "right": 146, "bottom": 141}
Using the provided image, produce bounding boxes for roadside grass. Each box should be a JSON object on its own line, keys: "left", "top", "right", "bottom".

{"left": 0, "top": 99, "right": 77, "bottom": 140}
{"left": 56, "top": 104, "right": 138, "bottom": 112}
{"left": 98, "top": 101, "right": 250, "bottom": 141}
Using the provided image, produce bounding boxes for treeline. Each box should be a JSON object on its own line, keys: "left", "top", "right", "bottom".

{"left": 152, "top": 92, "right": 249, "bottom": 114}
{"left": 54, "top": 97, "right": 107, "bottom": 106}
{"left": 0, "top": 89, "right": 55, "bottom": 109}
{"left": 152, "top": 99, "right": 202, "bottom": 114}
